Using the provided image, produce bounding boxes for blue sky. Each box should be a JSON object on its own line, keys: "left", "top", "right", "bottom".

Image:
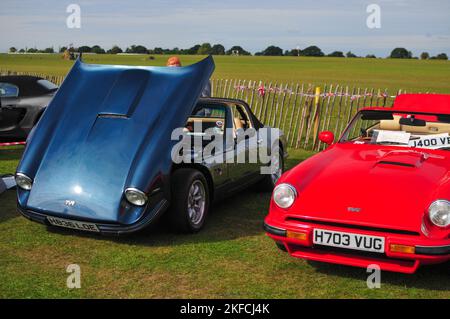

{"left": 0, "top": 0, "right": 449, "bottom": 56}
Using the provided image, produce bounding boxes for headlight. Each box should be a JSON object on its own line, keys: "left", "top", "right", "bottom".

{"left": 428, "top": 200, "right": 450, "bottom": 227}
{"left": 273, "top": 183, "right": 297, "bottom": 209}
{"left": 15, "top": 173, "right": 33, "bottom": 191}
{"left": 124, "top": 188, "right": 148, "bottom": 206}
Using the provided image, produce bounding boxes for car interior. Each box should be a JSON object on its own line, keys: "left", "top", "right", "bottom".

{"left": 185, "top": 103, "right": 227, "bottom": 135}
{"left": 378, "top": 115, "right": 450, "bottom": 134}
{"left": 231, "top": 104, "right": 252, "bottom": 130}
{"left": 350, "top": 113, "right": 450, "bottom": 142}
{"left": 184, "top": 102, "right": 253, "bottom": 136}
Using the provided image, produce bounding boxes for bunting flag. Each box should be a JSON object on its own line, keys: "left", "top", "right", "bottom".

{"left": 234, "top": 84, "right": 396, "bottom": 99}
{"left": 0, "top": 141, "right": 26, "bottom": 147}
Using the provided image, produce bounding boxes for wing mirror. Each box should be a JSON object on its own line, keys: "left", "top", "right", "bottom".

{"left": 319, "top": 131, "right": 335, "bottom": 145}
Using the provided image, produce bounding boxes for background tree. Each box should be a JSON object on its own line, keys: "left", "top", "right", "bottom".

{"left": 301, "top": 46, "right": 324, "bottom": 57}
{"left": 125, "top": 45, "right": 134, "bottom": 53}
{"left": 166, "top": 47, "right": 180, "bottom": 55}
{"left": 59, "top": 46, "right": 67, "bottom": 53}
{"left": 19, "top": 49, "right": 25, "bottom": 53}
{"left": 185, "top": 44, "right": 201, "bottom": 55}
{"left": 346, "top": 51, "right": 357, "bottom": 58}
{"left": 125, "top": 45, "right": 148, "bottom": 54}
{"left": 420, "top": 52, "right": 430, "bottom": 60}
{"left": 435, "top": 53, "right": 448, "bottom": 60}
{"left": 284, "top": 48, "right": 302, "bottom": 56}
{"left": 226, "top": 46, "right": 251, "bottom": 56}
{"left": 327, "top": 51, "right": 344, "bottom": 58}
{"left": 390, "top": 47, "right": 412, "bottom": 59}
{"left": 197, "top": 43, "right": 212, "bottom": 55}
{"left": 261, "top": 45, "right": 283, "bottom": 56}
{"left": 211, "top": 44, "right": 225, "bottom": 55}
{"left": 91, "top": 45, "right": 105, "bottom": 54}
{"left": 9, "top": 47, "right": 17, "bottom": 53}
{"left": 43, "top": 47, "right": 54, "bottom": 53}
{"left": 107, "top": 45, "right": 123, "bottom": 54}
{"left": 136, "top": 45, "right": 148, "bottom": 54}
{"left": 365, "top": 54, "right": 377, "bottom": 58}
{"left": 78, "top": 46, "right": 91, "bottom": 53}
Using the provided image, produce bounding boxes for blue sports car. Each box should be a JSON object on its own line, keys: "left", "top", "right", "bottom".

{"left": 15, "top": 56, "right": 287, "bottom": 235}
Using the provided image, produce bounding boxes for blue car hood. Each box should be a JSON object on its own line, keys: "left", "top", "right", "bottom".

{"left": 17, "top": 56, "right": 214, "bottom": 223}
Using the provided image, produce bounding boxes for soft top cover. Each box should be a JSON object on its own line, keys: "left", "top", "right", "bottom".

{"left": 392, "top": 94, "right": 450, "bottom": 114}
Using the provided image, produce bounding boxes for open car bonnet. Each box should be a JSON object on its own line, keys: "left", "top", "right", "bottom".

{"left": 17, "top": 57, "right": 215, "bottom": 223}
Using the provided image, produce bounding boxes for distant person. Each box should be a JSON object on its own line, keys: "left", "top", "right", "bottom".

{"left": 166, "top": 56, "right": 211, "bottom": 97}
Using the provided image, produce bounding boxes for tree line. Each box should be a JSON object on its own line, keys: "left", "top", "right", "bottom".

{"left": 7, "top": 44, "right": 448, "bottom": 60}
{"left": 7, "top": 43, "right": 250, "bottom": 56}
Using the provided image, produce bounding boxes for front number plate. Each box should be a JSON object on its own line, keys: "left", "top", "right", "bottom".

{"left": 47, "top": 216, "right": 100, "bottom": 233}
{"left": 313, "top": 228, "right": 385, "bottom": 253}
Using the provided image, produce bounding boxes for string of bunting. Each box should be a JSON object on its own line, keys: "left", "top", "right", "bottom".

{"left": 0, "top": 141, "right": 26, "bottom": 147}
{"left": 234, "top": 84, "right": 397, "bottom": 100}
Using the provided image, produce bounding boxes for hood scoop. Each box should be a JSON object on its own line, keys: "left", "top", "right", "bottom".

{"left": 377, "top": 160, "right": 416, "bottom": 168}
{"left": 98, "top": 69, "right": 149, "bottom": 118}
{"left": 375, "top": 151, "right": 428, "bottom": 168}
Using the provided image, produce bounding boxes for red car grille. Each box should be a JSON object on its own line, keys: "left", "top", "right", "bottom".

{"left": 286, "top": 217, "right": 420, "bottom": 236}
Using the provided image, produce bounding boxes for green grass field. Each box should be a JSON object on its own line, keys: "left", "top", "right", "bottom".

{"left": 1, "top": 54, "right": 450, "bottom": 94}
{"left": 0, "top": 147, "right": 449, "bottom": 298}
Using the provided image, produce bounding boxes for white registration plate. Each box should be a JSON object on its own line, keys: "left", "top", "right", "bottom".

{"left": 313, "top": 228, "right": 385, "bottom": 253}
{"left": 47, "top": 216, "right": 100, "bottom": 233}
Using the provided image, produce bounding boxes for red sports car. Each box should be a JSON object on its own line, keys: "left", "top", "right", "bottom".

{"left": 264, "top": 94, "right": 450, "bottom": 274}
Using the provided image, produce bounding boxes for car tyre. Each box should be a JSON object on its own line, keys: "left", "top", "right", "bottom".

{"left": 168, "top": 168, "right": 210, "bottom": 233}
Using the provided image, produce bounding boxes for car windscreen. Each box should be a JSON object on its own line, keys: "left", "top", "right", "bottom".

{"left": 340, "top": 110, "right": 450, "bottom": 151}
{"left": 0, "top": 82, "right": 19, "bottom": 97}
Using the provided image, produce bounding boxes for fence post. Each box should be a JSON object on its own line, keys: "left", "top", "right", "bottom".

{"left": 312, "top": 86, "right": 322, "bottom": 150}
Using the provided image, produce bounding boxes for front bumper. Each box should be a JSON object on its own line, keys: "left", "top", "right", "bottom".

{"left": 18, "top": 199, "right": 169, "bottom": 236}
{"left": 264, "top": 220, "right": 450, "bottom": 274}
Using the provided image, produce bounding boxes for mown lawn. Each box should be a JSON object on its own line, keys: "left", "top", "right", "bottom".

{"left": 0, "top": 147, "right": 449, "bottom": 298}
{"left": 1, "top": 54, "right": 450, "bottom": 94}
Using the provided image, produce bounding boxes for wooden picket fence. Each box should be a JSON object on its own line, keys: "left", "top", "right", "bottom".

{"left": 1, "top": 69, "right": 403, "bottom": 151}
{"left": 0, "top": 69, "right": 66, "bottom": 89}
{"left": 211, "top": 79, "right": 403, "bottom": 151}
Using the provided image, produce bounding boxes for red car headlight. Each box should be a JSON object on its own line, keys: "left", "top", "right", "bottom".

{"left": 273, "top": 183, "right": 297, "bottom": 209}
{"left": 428, "top": 200, "right": 450, "bottom": 228}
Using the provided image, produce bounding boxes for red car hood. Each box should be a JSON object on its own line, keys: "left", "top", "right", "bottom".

{"left": 282, "top": 143, "right": 450, "bottom": 232}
